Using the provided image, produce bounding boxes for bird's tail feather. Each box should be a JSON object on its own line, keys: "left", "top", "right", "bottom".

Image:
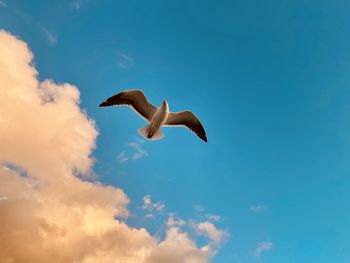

{"left": 138, "top": 125, "right": 164, "bottom": 141}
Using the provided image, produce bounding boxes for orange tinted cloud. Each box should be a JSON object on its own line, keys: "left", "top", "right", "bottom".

{"left": 0, "top": 30, "right": 215, "bottom": 263}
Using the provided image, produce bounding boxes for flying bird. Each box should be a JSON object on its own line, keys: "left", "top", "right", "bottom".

{"left": 99, "top": 90, "right": 207, "bottom": 142}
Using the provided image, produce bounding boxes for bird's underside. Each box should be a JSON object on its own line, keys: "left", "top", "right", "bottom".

{"left": 99, "top": 90, "right": 207, "bottom": 142}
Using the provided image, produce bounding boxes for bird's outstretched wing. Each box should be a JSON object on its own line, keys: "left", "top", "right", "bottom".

{"left": 165, "top": 111, "right": 207, "bottom": 142}
{"left": 99, "top": 90, "right": 157, "bottom": 121}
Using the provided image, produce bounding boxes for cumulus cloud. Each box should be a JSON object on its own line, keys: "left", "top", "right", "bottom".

{"left": 146, "top": 216, "right": 208, "bottom": 263}
{"left": 255, "top": 242, "right": 274, "bottom": 257}
{"left": 195, "top": 221, "right": 228, "bottom": 246}
{"left": 250, "top": 205, "right": 267, "bottom": 213}
{"left": 0, "top": 29, "right": 221, "bottom": 263}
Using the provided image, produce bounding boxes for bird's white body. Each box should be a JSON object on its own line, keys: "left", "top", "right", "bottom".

{"left": 99, "top": 90, "right": 207, "bottom": 142}
{"left": 138, "top": 100, "right": 169, "bottom": 140}
{"left": 149, "top": 100, "right": 169, "bottom": 133}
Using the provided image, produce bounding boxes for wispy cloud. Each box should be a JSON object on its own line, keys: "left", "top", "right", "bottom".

{"left": 255, "top": 241, "right": 274, "bottom": 257}
{"left": 116, "top": 152, "right": 128, "bottom": 163}
{"left": 117, "top": 51, "right": 134, "bottom": 69}
{"left": 11, "top": 9, "right": 55, "bottom": 46}
{"left": 129, "top": 141, "right": 147, "bottom": 160}
{"left": 12, "top": 9, "right": 32, "bottom": 24}
{"left": 0, "top": 0, "right": 7, "bottom": 7}
{"left": 143, "top": 195, "right": 165, "bottom": 212}
{"left": 40, "top": 27, "right": 57, "bottom": 46}
{"left": 70, "top": 0, "right": 82, "bottom": 10}
{"left": 206, "top": 214, "right": 221, "bottom": 222}
{"left": 250, "top": 205, "right": 268, "bottom": 213}
{"left": 167, "top": 213, "right": 186, "bottom": 227}
{"left": 194, "top": 204, "right": 205, "bottom": 212}
{"left": 142, "top": 195, "right": 165, "bottom": 219}
{"left": 194, "top": 205, "right": 222, "bottom": 223}
{"left": 116, "top": 140, "right": 148, "bottom": 163}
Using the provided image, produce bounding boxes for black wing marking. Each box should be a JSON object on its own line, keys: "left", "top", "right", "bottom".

{"left": 99, "top": 90, "right": 157, "bottom": 121}
{"left": 165, "top": 111, "right": 207, "bottom": 142}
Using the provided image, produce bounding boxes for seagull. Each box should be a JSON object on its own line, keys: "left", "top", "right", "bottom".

{"left": 99, "top": 90, "right": 207, "bottom": 142}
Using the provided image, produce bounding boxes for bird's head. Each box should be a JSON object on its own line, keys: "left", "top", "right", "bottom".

{"left": 162, "top": 100, "right": 169, "bottom": 111}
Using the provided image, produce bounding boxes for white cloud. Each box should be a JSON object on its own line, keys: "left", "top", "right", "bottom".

{"left": 0, "top": 29, "right": 221, "bottom": 263}
{"left": 146, "top": 219, "right": 208, "bottom": 263}
{"left": 142, "top": 195, "right": 165, "bottom": 219}
{"left": 145, "top": 213, "right": 154, "bottom": 219}
{"left": 117, "top": 51, "right": 134, "bottom": 69}
{"left": 194, "top": 205, "right": 221, "bottom": 223}
{"left": 41, "top": 27, "right": 57, "bottom": 46}
{"left": 13, "top": 9, "right": 32, "bottom": 24}
{"left": 195, "top": 221, "right": 228, "bottom": 246}
{"left": 250, "top": 205, "right": 268, "bottom": 213}
{"left": 117, "top": 140, "right": 148, "bottom": 163}
{"left": 129, "top": 141, "right": 148, "bottom": 160}
{"left": 255, "top": 241, "right": 274, "bottom": 257}
{"left": 116, "top": 151, "right": 128, "bottom": 163}
{"left": 70, "top": 0, "right": 82, "bottom": 10}
{"left": 194, "top": 204, "right": 205, "bottom": 212}
{"left": 0, "top": 0, "right": 7, "bottom": 7}
{"left": 143, "top": 195, "right": 165, "bottom": 212}
{"left": 206, "top": 214, "right": 221, "bottom": 222}
{"left": 167, "top": 213, "right": 186, "bottom": 228}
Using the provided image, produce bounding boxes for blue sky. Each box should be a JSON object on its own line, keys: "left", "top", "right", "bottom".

{"left": 1, "top": 0, "right": 350, "bottom": 262}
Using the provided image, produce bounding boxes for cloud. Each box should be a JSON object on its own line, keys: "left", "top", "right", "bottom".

{"left": 193, "top": 205, "right": 221, "bottom": 223}
{"left": 70, "top": 0, "right": 82, "bottom": 10}
{"left": 141, "top": 195, "right": 165, "bottom": 220}
{"left": 116, "top": 151, "right": 129, "bottom": 163}
{"left": 117, "top": 51, "right": 134, "bottom": 69}
{"left": 206, "top": 214, "right": 221, "bottom": 222}
{"left": 129, "top": 141, "right": 148, "bottom": 160}
{"left": 167, "top": 213, "right": 186, "bottom": 228}
{"left": 0, "top": 0, "right": 7, "bottom": 7}
{"left": 146, "top": 217, "right": 208, "bottom": 263}
{"left": 143, "top": 195, "right": 165, "bottom": 212}
{"left": 250, "top": 205, "right": 268, "bottom": 213}
{"left": 255, "top": 242, "right": 274, "bottom": 257}
{"left": 40, "top": 27, "right": 57, "bottom": 46}
{"left": 195, "top": 221, "right": 228, "bottom": 246}
{"left": 194, "top": 204, "right": 205, "bottom": 212}
{"left": 0, "top": 29, "right": 220, "bottom": 263}
{"left": 117, "top": 140, "right": 148, "bottom": 163}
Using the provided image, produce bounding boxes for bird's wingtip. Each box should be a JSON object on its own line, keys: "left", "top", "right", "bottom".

{"left": 99, "top": 101, "right": 108, "bottom": 107}
{"left": 202, "top": 135, "right": 208, "bottom": 142}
